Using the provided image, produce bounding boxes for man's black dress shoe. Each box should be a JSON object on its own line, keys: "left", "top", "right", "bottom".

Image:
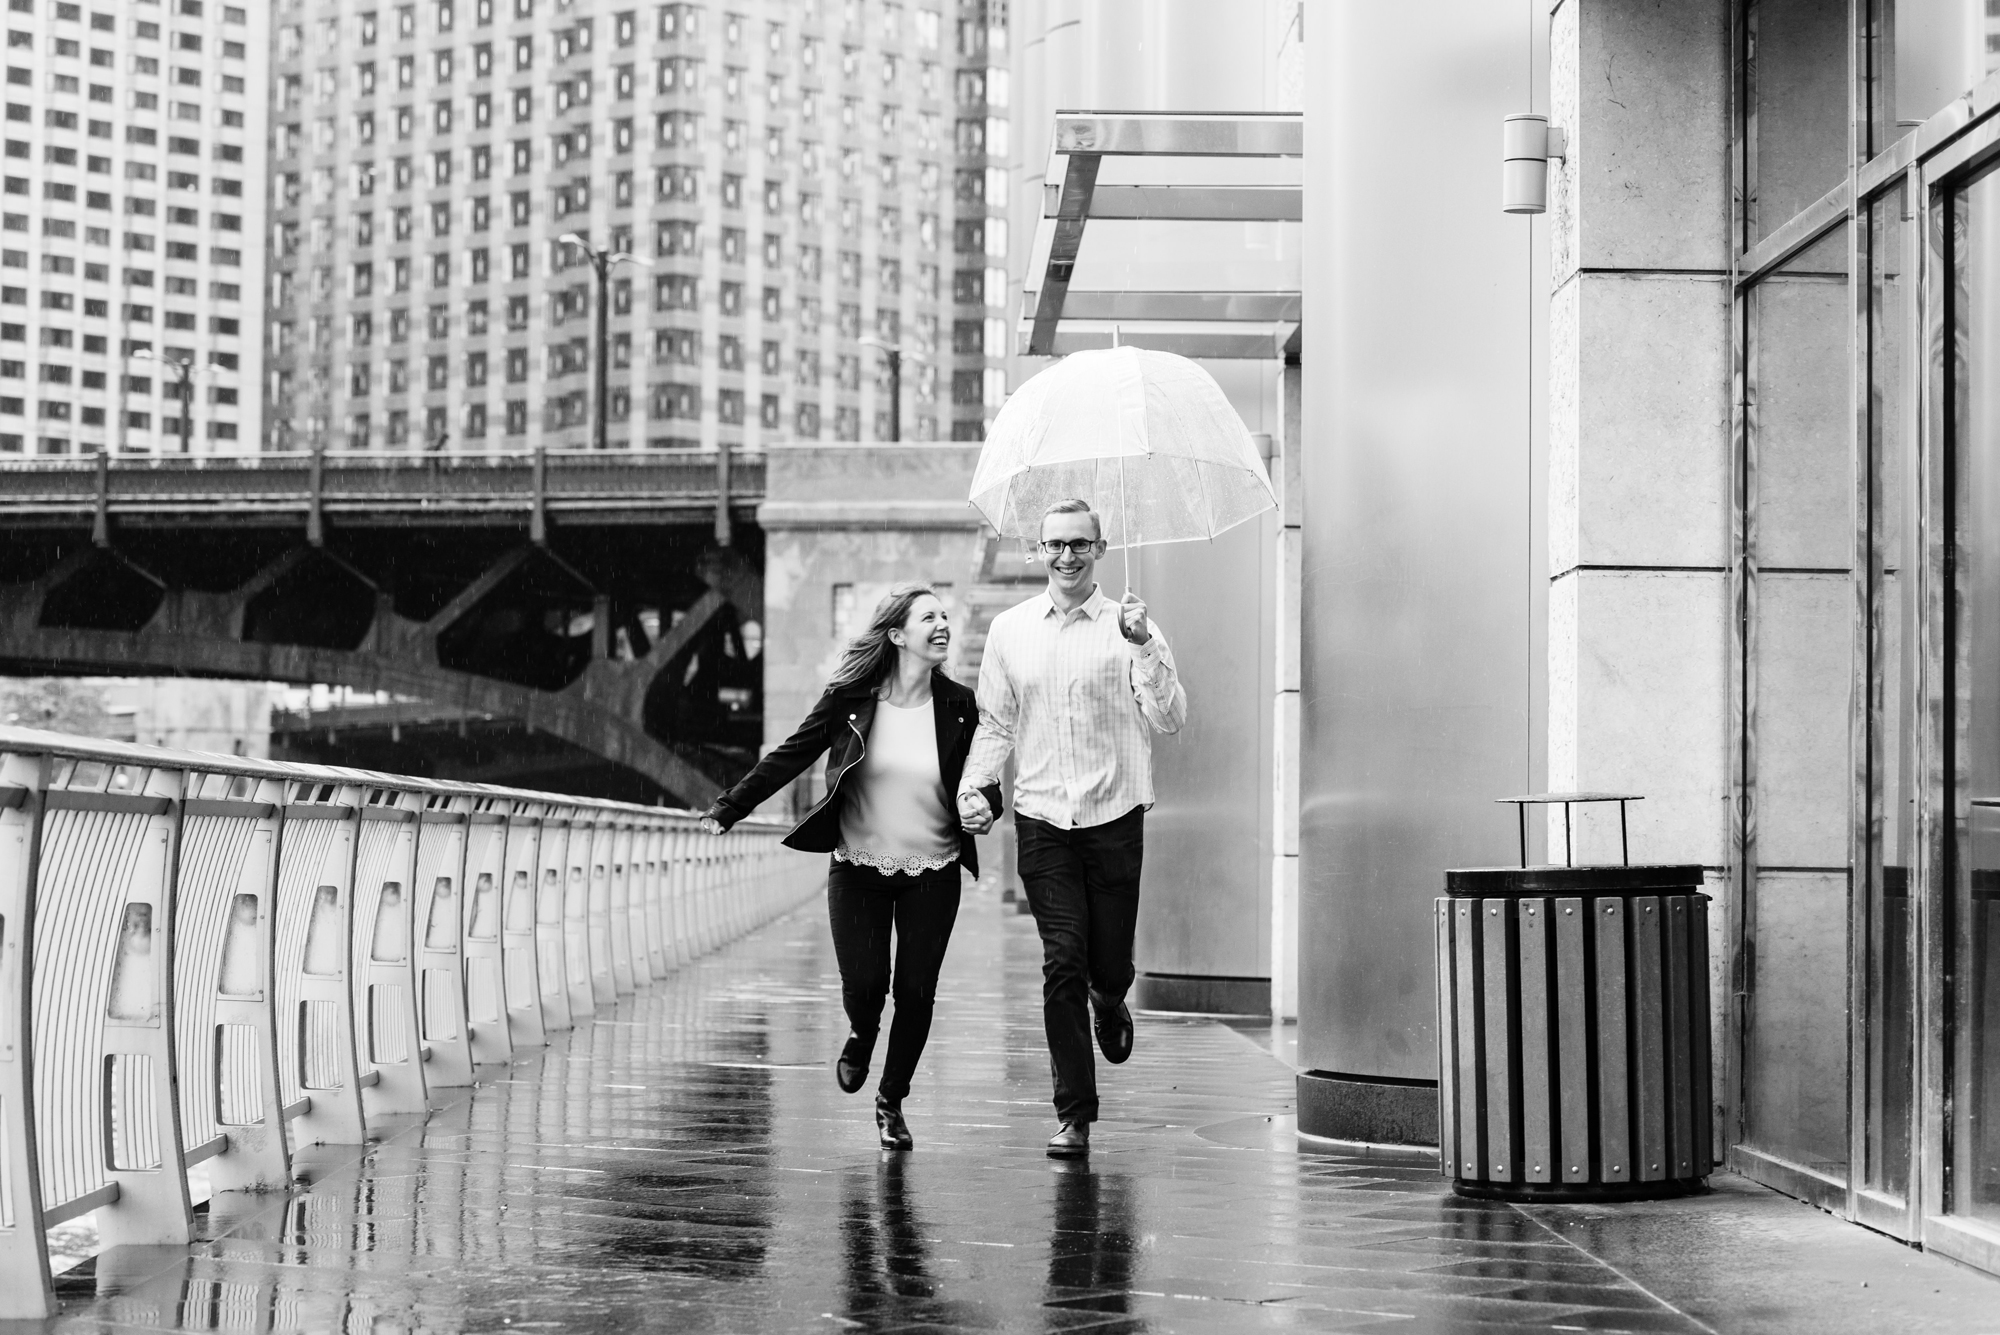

{"left": 875, "top": 1095, "right": 913, "bottom": 1151}
{"left": 1047, "top": 1121, "right": 1090, "bottom": 1158}
{"left": 836, "top": 1033, "right": 871, "bottom": 1094}
{"left": 1092, "top": 992, "right": 1134, "bottom": 1065}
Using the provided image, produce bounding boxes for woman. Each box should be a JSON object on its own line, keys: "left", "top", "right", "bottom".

{"left": 700, "top": 584, "right": 1000, "bottom": 1152}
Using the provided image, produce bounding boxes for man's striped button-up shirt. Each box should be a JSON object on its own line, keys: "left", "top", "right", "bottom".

{"left": 961, "top": 586, "right": 1187, "bottom": 831}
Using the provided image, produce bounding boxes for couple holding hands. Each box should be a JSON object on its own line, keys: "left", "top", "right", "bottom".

{"left": 700, "top": 498, "right": 1186, "bottom": 1157}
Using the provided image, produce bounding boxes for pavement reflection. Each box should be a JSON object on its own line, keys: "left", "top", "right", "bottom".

{"left": 1045, "top": 1162, "right": 1144, "bottom": 1331}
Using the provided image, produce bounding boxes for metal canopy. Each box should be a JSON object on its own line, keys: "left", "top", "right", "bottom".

{"left": 1021, "top": 112, "right": 1303, "bottom": 360}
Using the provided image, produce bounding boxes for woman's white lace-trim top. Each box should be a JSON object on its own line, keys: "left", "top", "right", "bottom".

{"left": 835, "top": 697, "right": 957, "bottom": 869}
{"left": 833, "top": 845, "right": 958, "bottom": 876}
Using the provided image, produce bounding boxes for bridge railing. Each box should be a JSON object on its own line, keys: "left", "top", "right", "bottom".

{"left": 0, "top": 447, "right": 767, "bottom": 524}
{"left": 0, "top": 726, "right": 819, "bottom": 1319}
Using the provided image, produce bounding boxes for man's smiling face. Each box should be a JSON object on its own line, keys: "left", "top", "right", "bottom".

{"left": 1041, "top": 509, "right": 1102, "bottom": 598}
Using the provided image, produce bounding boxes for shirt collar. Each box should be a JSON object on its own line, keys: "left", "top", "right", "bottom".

{"left": 1041, "top": 585, "right": 1110, "bottom": 622}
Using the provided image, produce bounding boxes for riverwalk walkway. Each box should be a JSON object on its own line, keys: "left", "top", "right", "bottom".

{"left": 38, "top": 886, "right": 2000, "bottom": 1333}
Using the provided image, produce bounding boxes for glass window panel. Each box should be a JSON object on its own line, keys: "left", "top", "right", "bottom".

{"left": 1743, "top": 221, "right": 1854, "bottom": 1186}
{"left": 1866, "top": 177, "right": 1915, "bottom": 1200}
{"left": 1949, "top": 163, "right": 2000, "bottom": 1227}
{"left": 1749, "top": 0, "right": 1851, "bottom": 243}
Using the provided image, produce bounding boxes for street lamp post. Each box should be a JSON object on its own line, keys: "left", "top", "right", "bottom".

{"left": 859, "top": 336, "right": 927, "bottom": 442}
{"left": 559, "top": 233, "right": 650, "bottom": 451}
{"left": 130, "top": 347, "right": 209, "bottom": 454}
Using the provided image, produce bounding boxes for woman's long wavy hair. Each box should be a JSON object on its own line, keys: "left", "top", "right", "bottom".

{"left": 826, "top": 583, "right": 942, "bottom": 693}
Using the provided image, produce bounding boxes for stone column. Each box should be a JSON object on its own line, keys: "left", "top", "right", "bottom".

{"left": 1297, "top": 0, "right": 1548, "bottom": 1143}
{"left": 1545, "top": 2, "right": 1731, "bottom": 869}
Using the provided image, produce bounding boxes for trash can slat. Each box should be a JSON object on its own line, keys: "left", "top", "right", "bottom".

{"left": 1517, "top": 898, "right": 1553, "bottom": 1182}
{"left": 1435, "top": 903, "right": 1458, "bottom": 1172}
{"left": 1481, "top": 900, "right": 1515, "bottom": 1181}
{"left": 1454, "top": 902, "right": 1481, "bottom": 1178}
{"left": 1554, "top": 897, "right": 1591, "bottom": 1183}
{"left": 1691, "top": 896, "right": 1714, "bottom": 1168}
{"left": 1632, "top": 896, "right": 1667, "bottom": 1181}
{"left": 1665, "top": 897, "right": 1696, "bottom": 1177}
{"left": 1595, "top": 901, "right": 1631, "bottom": 1182}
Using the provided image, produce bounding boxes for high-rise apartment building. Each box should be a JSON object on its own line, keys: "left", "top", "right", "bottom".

{"left": 950, "top": 0, "right": 1006, "bottom": 440}
{"left": 266, "top": 0, "right": 1008, "bottom": 453}
{"left": 0, "top": 0, "right": 266, "bottom": 456}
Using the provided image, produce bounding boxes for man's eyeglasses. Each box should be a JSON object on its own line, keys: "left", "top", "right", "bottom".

{"left": 1038, "top": 539, "right": 1100, "bottom": 557}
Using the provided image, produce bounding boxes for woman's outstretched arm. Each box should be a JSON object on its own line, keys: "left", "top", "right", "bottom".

{"left": 703, "top": 689, "right": 840, "bottom": 829}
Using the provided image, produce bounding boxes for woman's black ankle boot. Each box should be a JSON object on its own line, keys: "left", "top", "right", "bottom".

{"left": 875, "top": 1094, "right": 913, "bottom": 1151}
{"left": 836, "top": 1033, "right": 872, "bottom": 1094}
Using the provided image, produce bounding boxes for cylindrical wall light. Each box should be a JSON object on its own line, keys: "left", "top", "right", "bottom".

{"left": 1502, "top": 113, "right": 1567, "bottom": 215}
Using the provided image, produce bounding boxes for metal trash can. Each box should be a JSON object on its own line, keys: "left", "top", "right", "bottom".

{"left": 1435, "top": 863, "right": 1713, "bottom": 1201}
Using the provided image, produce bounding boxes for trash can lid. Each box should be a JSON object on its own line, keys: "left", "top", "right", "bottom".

{"left": 1445, "top": 864, "right": 1706, "bottom": 898}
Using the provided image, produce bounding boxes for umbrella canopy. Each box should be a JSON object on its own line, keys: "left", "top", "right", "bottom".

{"left": 969, "top": 346, "right": 1277, "bottom": 550}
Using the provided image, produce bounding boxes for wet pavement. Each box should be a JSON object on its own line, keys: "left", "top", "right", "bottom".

{"left": 41, "top": 883, "right": 2000, "bottom": 1333}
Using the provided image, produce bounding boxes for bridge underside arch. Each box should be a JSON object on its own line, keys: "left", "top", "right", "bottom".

{"left": 0, "top": 519, "right": 764, "bottom": 807}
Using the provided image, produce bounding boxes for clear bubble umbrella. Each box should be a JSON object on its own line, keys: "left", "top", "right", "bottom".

{"left": 969, "top": 346, "right": 1278, "bottom": 592}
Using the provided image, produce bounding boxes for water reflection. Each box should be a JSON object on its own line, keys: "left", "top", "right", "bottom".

{"left": 837, "top": 1157, "right": 936, "bottom": 1313}
{"left": 1045, "top": 1162, "right": 1144, "bottom": 1331}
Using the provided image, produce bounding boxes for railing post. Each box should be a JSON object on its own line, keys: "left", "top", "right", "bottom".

{"left": 585, "top": 820, "right": 617, "bottom": 1007}
{"left": 306, "top": 444, "right": 326, "bottom": 547}
{"left": 561, "top": 810, "right": 596, "bottom": 1021}
{"left": 636, "top": 823, "right": 665, "bottom": 982}
{"left": 352, "top": 789, "right": 428, "bottom": 1125}
{"left": 279, "top": 782, "right": 367, "bottom": 1150}
{"left": 179, "top": 773, "right": 292, "bottom": 1195}
{"left": 534, "top": 809, "right": 576, "bottom": 1033}
{"left": 665, "top": 825, "right": 692, "bottom": 968}
{"left": 608, "top": 823, "right": 636, "bottom": 995}
{"left": 530, "top": 445, "right": 548, "bottom": 545}
{"left": 714, "top": 438, "right": 732, "bottom": 546}
{"left": 91, "top": 449, "right": 110, "bottom": 548}
{"left": 0, "top": 753, "right": 53, "bottom": 1320}
{"left": 413, "top": 794, "right": 476, "bottom": 1089}
{"left": 462, "top": 800, "right": 518, "bottom": 1066}
{"left": 496, "top": 803, "right": 548, "bottom": 1052}
{"left": 89, "top": 763, "right": 195, "bottom": 1251}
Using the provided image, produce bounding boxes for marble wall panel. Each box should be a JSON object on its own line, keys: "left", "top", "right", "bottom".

{"left": 1556, "top": 273, "right": 1732, "bottom": 571}
{"left": 1547, "top": 569, "right": 1730, "bottom": 866}
{"left": 1551, "top": 0, "right": 1731, "bottom": 282}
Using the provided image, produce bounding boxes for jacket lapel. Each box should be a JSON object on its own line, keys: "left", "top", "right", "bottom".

{"left": 933, "top": 685, "right": 967, "bottom": 767}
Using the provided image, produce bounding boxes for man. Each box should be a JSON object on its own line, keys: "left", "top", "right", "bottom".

{"left": 957, "top": 498, "right": 1187, "bottom": 1158}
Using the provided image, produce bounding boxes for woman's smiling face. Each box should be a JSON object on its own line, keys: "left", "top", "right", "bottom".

{"left": 896, "top": 593, "right": 950, "bottom": 665}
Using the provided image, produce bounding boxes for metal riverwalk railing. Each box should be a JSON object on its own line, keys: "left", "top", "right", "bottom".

{"left": 0, "top": 726, "right": 820, "bottom": 1319}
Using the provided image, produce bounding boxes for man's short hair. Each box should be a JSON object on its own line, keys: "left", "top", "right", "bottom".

{"left": 1041, "top": 497, "right": 1103, "bottom": 542}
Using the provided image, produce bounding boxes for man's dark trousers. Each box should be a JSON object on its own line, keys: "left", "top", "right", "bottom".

{"left": 1015, "top": 805, "right": 1144, "bottom": 1125}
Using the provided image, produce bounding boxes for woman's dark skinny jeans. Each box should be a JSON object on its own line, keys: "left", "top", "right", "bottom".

{"left": 824, "top": 859, "right": 961, "bottom": 1102}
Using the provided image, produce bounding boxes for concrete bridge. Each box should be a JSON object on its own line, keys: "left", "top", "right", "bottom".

{"left": 0, "top": 450, "right": 768, "bottom": 806}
